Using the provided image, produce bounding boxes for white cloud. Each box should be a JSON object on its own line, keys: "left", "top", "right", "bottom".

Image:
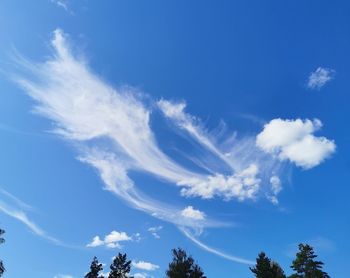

{"left": 51, "top": 0, "right": 69, "bottom": 11}
{"left": 0, "top": 188, "right": 33, "bottom": 211}
{"left": 14, "top": 28, "right": 254, "bottom": 229}
{"left": 179, "top": 164, "right": 261, "bottom": 201}
{"left": 256, "top": 119, "right": 335, "bottom": 169}
{"left": 158, "top": 100, "right": 268, "bottom": 201}
{"left": 87, "top": 230, "right": 132, "bottom": 249}
{"left": 54, "top": 275, "right": 74, "bottom": 278}
{"left": 270, "top": 176, "right": 282, "bottom": 195}
{"left": 132, "top": 261, "right": 159, "bottom": 271}
{"left": 307, "top": 67, "right": 335, "bottom": 90}
{"left": 180, "top": 227, "right": 254, "bottom": 265}
{"left": 266, "top": 175, "right": 282, "bottom": 205}
{"left": 13, "top": 29, "right": 336, "bottom": 266}
{"left": 86, "top": 236, "right": 104, "bottom": 248}
{"left": 0, "top": 190, "right": 61, "bottom": 245}
{"left": 147, "top": 226, "right": 162, "bottom": 239}
{"left": 181, "top": 206, "right": 206, "bottom": 221}
{"left": 158, "top": 99, "right": 237, "bottom": 170}
{"left": 134, "top": 232, "right": 141, "bottom": 242}
{"left": 79, "top": 150, "right": 221, "bottom": 231}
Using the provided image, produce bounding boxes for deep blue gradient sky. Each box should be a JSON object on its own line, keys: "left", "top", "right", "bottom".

{"left": 0, "top": 1, "right": 349, "bottom": 277}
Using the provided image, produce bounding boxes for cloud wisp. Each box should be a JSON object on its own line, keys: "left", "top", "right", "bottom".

{"left": 148, "top": 226, "right": 162, "bottom": 239}
{"left": 13, "top": 29, "right": 336, "bottom": 264}
{"left": 307, "top": 67, "right": 335, "bottom": 90}
{"left": 0, "top": 189, "right": 61, "bottom": 245}
{"left": 50, "top": 0, "right": 70, "bottom": 12}
{"left": 180, "top": 227, "right": 255, "bottom": 265}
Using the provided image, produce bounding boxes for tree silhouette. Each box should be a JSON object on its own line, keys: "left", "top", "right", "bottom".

{"left": 250, "top": 252, "right": 286, "bottom": 278}
{"left": 108, "top": 253, "right": 132, "bottom": 278}
{"left": 0, "top": 229, "right": 5, "bottom": 277}
{"left": 166, "top": 248, "right": 206, "bottom": 278}
{"left": 85, "top": 256, "right": 104, "bottom": 278}
{"left": 289, "top": 244, "right": 330, "bottom": 278}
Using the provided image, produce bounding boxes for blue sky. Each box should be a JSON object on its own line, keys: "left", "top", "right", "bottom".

{"left": 0, "top": 1, "right": 349, "bottom": 277}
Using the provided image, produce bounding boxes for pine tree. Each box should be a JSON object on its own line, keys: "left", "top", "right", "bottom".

{"left": 108, "top": 253, "right": 132, "bottom": 278}
{"left": 250, "top": 252, "right": 286, "bottom": 278}
{"left": 85, "top": 256, "right": 104, "bottom": 278}
{"left": 0, "top": 229, "right": 5, "bottom": 277}
{"left": 289, "top": 244, "right": 330, "bottom": 278}
{"left": 166, "top": 248, "right": 206, "bottom": 278}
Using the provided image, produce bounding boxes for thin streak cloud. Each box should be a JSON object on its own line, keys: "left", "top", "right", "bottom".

{"left": 0, "top": 200, "right": 60, "bottom": 244}
{"left": 0, "top": 189, "right": 79, "bottom": 248}
{"left": 180, "top": 227, "right": 254, "bottom": 265}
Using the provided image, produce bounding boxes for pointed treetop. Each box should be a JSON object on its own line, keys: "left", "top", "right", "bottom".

{"left": 289, "top": 244, "right": 330, "bottom": 278}
{"left": 250, "top": 252, "right": 286, "bottom": 278}
{"left": 108, "top": 252, "right": 132, "bottom": 278}
{"left": 85, "top": 256, "right": 104, "bottom": 278}
{"left": 166, "top": 247, "right": 206, "bottom": 278}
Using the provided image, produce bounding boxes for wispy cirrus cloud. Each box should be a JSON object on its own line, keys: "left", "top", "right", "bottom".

{"left": 13, "top": 29, "right": 235, "bottom": 228}
{"left": 13, "top": 29, "right": 335, "bottom": 264}
{"left": 307, "top": 67, "right": 335, "bottom": 90}
{"left": 0, "top": 188, "right": 33, "bottom": 211}
{"left": 0, "top": 189, "right": 60, "bottom": 245}
{"left": 180, "top": 227, "right": 255, "bottom": 265}
{"left": 50, "top": 0, "right": 70, "bottom": 12}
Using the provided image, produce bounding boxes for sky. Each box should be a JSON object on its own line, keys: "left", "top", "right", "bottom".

{"left": 0, "top": 1, "right": 349, "bottom": 277}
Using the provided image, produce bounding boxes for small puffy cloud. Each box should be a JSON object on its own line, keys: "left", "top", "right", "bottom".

{"left": 179, "top": 164, "right": 261, "bottom": 201}
{"left": 147, "top": 226, "right": 162, "bottom": 239}
{"left": 307, "top": 67, "right": 335, "bottom": 90}
{"left": 181, "top": 206, "right": 206, "bottom": 220}
{"left": 86, "top": 236, "right": 104, "bottom": 247}
{"left": 87, "top": 230, "right": 132, "bottom": 249}
{"left": 132, "top": 261, "right": 159, "bottom": 271}
{"left": 54, "top": 275, "right": 74, "bottom": 278}
{"left": 256, "top": 119, "right": 335, "bottom": 169}
{"left": 158, "top": 99, "right": 187, "bottom": 120}
{"left": 134, "top": 232, "right": 141, "bottom": 242}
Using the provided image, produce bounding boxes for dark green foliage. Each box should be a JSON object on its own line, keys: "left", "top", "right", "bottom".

{"left": 108, "top": 253, "right": 132, "bottom": 278}
{"left": 250, "top": 252, "right": 286, "bottom": 278}
{"left": 289, "top": 244, "right": 330, "bottom": 278}
{"left": 166, "top": 248, "right": 206, "bottom": 278}
{"left": 0, "top": 229, "right": 5, "bottom": 277}
{"left": 85, "top": 256, "right": 104, "bottom": 278}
